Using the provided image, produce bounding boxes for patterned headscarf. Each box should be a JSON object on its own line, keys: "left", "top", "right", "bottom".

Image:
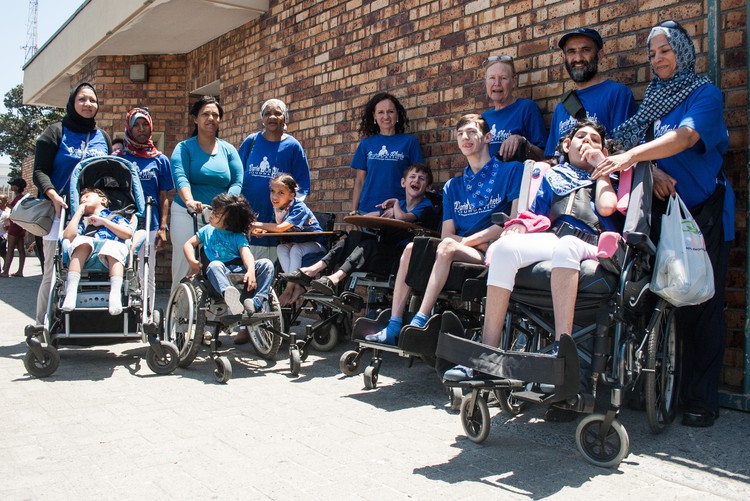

{"left": 118, "top": 107, "right": 161, "bottom": 159}
{"left": 611, "top": 21, "right": 711, "bottom": 150}
{"left": 260, "top": 99, "right": 288, "bottom": 132}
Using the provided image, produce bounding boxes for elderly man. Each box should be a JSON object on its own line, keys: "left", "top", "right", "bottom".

{"left": 544, "top": 28, "right": 637, "bottom": 157}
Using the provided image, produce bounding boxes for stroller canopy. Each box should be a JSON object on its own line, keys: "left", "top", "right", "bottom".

{"left": 69, "top": 156, "right": 145, "bottom": 218}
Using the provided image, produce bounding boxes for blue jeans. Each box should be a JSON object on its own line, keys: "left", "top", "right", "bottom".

{"left": 205, "top": 258, "right": 274, "bottom": 303}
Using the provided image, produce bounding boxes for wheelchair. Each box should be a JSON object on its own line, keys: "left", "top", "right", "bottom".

{"left": 436, "top": 162, "right": 680, "bottom": 468}
{"left": 23, "top": 156, "right": 178, "bottom": 378}
{"left": 164, "top": 208, "right": 284, "bottom": 383}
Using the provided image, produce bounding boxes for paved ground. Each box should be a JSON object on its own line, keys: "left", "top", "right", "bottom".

{"left": 1, "top": 260, "right": 749, "bottom": 500}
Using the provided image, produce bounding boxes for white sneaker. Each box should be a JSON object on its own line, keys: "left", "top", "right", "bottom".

{"left": 224, "top": 286, "right": 244, "bottom": 315}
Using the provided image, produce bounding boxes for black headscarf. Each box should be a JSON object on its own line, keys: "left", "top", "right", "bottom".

{"left": 62, "top": 82, "right": 99, "bottom": 133}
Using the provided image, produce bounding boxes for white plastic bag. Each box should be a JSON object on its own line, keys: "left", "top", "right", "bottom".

{"left": 651, "top": 194, "right": 714, "bottom": 307}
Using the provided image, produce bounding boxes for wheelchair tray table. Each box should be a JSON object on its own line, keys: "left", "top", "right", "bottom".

{"left": 344, "top": 216, "right": 438, "bottom": 237}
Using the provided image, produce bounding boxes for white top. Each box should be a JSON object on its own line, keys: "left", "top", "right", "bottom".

{"left": 0, "top": 208, "right": 10, "bottom": 239}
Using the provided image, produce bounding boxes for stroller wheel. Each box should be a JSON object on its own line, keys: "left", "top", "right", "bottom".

{"left": 146, "top": 342, "right": 179, "bottom": 375}
{"left": 460, "top": 393, "right": 491, "bottom": 443}
{"left": 213, "top": 356, "right": 232, "bottom": 384}
{"left": 575, "top": 414, "right": 630, "bottom": 468}
{"left": 23, "top": 345, "right": 60, "bottom": 378}
{"left": 339, "top": 350, "right": 361, "bottom": 376}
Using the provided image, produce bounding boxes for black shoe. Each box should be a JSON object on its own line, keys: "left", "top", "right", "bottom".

{"left": 682, "top": 409, "right": 715, "bottom": 428}
{"left": 310, "top": 277, "right": 336, "bottom": 296}
{"left": 279, "top": 269, "right": 313, "bottom": 287}
{"left": 543, "top": 406, "right": 579, "bottom": 423}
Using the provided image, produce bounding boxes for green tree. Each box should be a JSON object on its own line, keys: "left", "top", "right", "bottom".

{"left": 0, "top": 84, "right": 64, "bottom": 177}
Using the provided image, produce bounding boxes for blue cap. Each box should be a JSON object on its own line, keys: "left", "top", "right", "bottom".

{"left": 558, "top": 28, "right": 603, "bottom": 50}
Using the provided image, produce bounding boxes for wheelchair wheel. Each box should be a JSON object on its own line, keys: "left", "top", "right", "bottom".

{"left": 364, "top": 365, "right": 378, "bottom": 389}
{"left": 645, "top": 307, "right": 680, "bottom": 434}
{"left": 213, "top": 356, "right": 232, "bottom": 383}
{"left": 249, "top": 289, "right": 283, "bottom": 360}
{"left": 460, "top": 393, "right": 491, "bottom": 443}
{"left": 575, "top": 414, "right": 630, "bottom": 468}
{"left": 146, "top": 341, "right": 180, "bottom": 375}
{"left": 310, "top": 321, "right": 340, "bottom": 352}
{"left": 339, "top": 350, "right": 362, "bottom": 376}
{"left": 165, "top": 283, "right": 205, "bottom": 369}
{"left": 23, "top": 345, "right": 60, "bottom": 378}
{"left": 289, "top": 348, "right": 302, "bottom": 377}
{"left": 495, "top": 388, "right": 528, "bottom": 416}
{"left": 448, "top": 387, "right": 463, "bottom": 412}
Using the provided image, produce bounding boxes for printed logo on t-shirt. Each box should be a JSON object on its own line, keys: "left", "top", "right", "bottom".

{"left": 490, "top": 124, "right": 510, "bottom": 145}
{"left": 653, "top": 119, "right": 674, "bottom": 139}
{"left": 367, "top": 145, "right": 406, "bottom": 161}
{"left": 140, "top": 168, "right": 156, "bottom": 181}
{"left": 247, "top": 156, "right": 282, "bottom": 179}
{"left": 67, "top": 140, "right": 107, "bottom": 159}
{"left": 453, "top": 194, "right": 504, "bottom": 216}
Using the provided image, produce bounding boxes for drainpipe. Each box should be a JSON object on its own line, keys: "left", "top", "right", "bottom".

{"left": 743, "top": 0, "right": 750, "bottom": 399}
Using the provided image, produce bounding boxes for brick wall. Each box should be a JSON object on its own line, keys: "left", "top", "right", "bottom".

{"left": 65, "top": 0, "right": 746, "bottom": 390}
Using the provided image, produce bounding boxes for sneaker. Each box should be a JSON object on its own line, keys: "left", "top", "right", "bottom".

{"left": 443, "top": 365, "right": 474, "bottom": 382}
{"left": 310, "top": 277, "right": 336, "bottom": 296}
{"left": 279, "top": 269, "right": 313, "bottom": 287}
{"left": 224, "top": 286, "right": 244, "bottom": 315}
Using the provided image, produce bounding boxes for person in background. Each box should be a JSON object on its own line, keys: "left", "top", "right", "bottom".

{"left": 115, "top": 107, "right": 173, "bottom": 312}
{"left": 593, "top": 20, "right": 734, "bottom": 428}
{"left": 481, "top": 55, "right": 547, "bottom": 161}
{"left": 169, "top": 96, "right": 243, "bottom": 293}
{"left": 350, "top": 93, "right": 424, "bottom": 216}
{"left": 1, "top": 179, "right": 29, "bottom": 277}
{"left": 239, "top": 99, "right": 311, "bottom": 262}
{"left": 0, "top": 195, "right": 9, "bottom": 272}
{"left": 111, "top": 133, "right": 125, "bottom": 154}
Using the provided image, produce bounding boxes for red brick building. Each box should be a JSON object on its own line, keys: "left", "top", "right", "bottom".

{"left": 23, "top": 0, "right": 748, "bottom": 405}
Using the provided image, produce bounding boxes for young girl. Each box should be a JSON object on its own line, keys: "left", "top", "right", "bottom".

{"left": 184, "top": 194, "right": 275, "bottom": 316}
{"left": 252, "top": 174, "right": 325, "bottom": 305}
{"left": 61, "top": 188, "right": 136, "bottom": 315}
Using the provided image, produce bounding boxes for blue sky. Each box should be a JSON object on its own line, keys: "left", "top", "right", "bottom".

{"left": 1, "top": 0, "right": 83, "bottom": 165}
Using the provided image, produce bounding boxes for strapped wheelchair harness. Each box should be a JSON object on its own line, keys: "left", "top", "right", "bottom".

{"left": 549, "top": 184, "right": 602, "bottom": 246}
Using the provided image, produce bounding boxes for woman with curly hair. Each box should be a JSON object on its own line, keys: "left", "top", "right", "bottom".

{"left": 349, "top": 93, "right": 424, "bottom": 215}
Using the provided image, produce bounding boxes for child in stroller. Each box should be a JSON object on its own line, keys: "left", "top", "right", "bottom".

{"left": 183, "top": 193, "right": 274, "bottom": 316}
{"left": 61, "top": 187, "right": 136, "bottom": 315}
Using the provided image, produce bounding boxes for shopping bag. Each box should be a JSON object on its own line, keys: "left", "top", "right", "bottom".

{"left": 9, "top": 196, "right": 55, "bottom": 236}
{"left": 650, "top": 194, "right": 714, "bottom": 307}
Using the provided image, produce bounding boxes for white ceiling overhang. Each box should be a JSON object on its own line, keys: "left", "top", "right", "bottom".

{"left": 23, "top": 0, "right": 268, "bottom": 107}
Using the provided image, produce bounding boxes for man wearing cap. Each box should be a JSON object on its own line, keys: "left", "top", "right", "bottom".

{"left": 544, "top": 28, "right": 637, "bottom": 157}
{"left": 1, "top": 178, "right": 28, "bottom": 277}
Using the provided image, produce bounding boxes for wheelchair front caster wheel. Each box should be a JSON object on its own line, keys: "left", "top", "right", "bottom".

{"left": 311, "top": 322, "right": 339, "bottom": 352}
{"left": 339, "top": 350, "right": 361, "bottom": 376}
{"left": 23, "top": 345, "right": 60, "bottom": 378}
{"left": 296, "top": 340, "right": 310, "bottom": 362}
{"left": 146, "top": 341, "right": 179, "bottom": 375}
{"left": 213, "top": 356, "right": 232, "bottom": 384}
{"left": 575, "top": 414, "right": 630, "bottom": 468}
{"left": 289, "top": 349, "right": 301, "bottom": 376}
{"left": 496, "top": 388, "right": 527, "bottom": 416}
{"left": 363, "top": 365, "right": 378, "bottom": 389}
{"left": 448, "top": 387, "right": 463, "bottom": 412}
{"left": 460, "top": 394, "right": 491, "bottom": 443}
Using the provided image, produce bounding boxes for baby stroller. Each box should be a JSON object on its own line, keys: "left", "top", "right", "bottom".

{"left": 436, "top": 161, "right": 679, "bottom": 468}
{"left": 164, "top": 208, "right": 284, "bottom": 383}
{"left": 23, "top": 155, "right": 178, "bottom": 377}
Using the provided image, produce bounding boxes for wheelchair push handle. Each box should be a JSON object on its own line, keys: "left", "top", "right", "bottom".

{"left": 187, "top": 205, "right": 213, "bottom": 232}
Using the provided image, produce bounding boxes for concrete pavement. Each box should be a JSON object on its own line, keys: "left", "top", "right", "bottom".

{"left": 1, "top": 260, "right": 749, "bottom": 500}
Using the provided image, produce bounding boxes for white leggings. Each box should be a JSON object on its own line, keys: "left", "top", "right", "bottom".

{"left": 276, "top": 241, "right": 326, "bottom": 273}
{"left": 486, "top": 233, "right": 598, "bottom": 290}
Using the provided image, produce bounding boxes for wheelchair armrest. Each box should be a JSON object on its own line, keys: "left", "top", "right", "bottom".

{"left": 625, "top": 232, "right": 656, "bottom": 256}
{"left": 491, "top": 212, "right": 510, "bottom": 227}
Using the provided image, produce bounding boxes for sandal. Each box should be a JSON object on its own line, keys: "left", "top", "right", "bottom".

{"left": 279, "top": 269, "right": 313, "bottom": 287}
{"left": 11, "top": 272, "right": 23, "bottom": 278}
{"left": 310, "top": 277, "right": 336, "bottom": 296}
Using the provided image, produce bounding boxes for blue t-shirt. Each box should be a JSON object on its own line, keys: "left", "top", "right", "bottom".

{"left": 119, "top": 153, "right": 173, "bottom": 231}
{"left": 351, "top": 133, "right": 424, "bottom": 213}
{"left": 400, "top": 197, "right": 433, "bottom": 221}
{"left": 530, "top": 162, "right": 621, "bottom": 234}
{"left": 170, "top": 137, "right": 243, "bottom": 208}
{"left": 197, "top": 224, "right": 251, "bottom": 263}
{"left": 653, "top": 84, "right": 734, "bottom": 241}
{"left": 239, "top": 133, "right": 311, "bottom": 246}
{"left": 78, "top": 208, "right": 131, "bottom": 242}
{"left": 442, "top": 157, "right": 524, "bottom": 237}
{"left": 52, "top": 128, "right": 110, "bottom": 200}
{"left": 482, "top": 99, "right": 547, "bottom": 158}
{"left": 278, "top": 198, "right": 326, "bottom": 245}
{"left": 545, "top": 80, "right": 637, "bottom": 157}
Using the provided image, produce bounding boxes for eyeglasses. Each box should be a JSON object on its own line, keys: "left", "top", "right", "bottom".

{"left": 486, "top": 55, "right": 514, "bottom": 65}
{"left": 659, "top": 20, "right": 689, "bottom": 36}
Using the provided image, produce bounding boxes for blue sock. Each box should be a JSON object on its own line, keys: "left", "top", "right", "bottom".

{"left": 410, "top": 312, "right": 430, "bottom": 328}
{"left": 365, "top": 317, "right": 402, "bottom": 343}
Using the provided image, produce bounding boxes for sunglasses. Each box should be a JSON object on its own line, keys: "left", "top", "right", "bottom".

{"left": 659, "top": 20, "right": 689, "bottom": 36}
{"left": 486, "top": 55, "right": 514, "bottom": 65}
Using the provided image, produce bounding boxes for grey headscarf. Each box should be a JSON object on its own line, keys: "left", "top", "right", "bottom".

{"left": 260, "top": 99, "right": 289, "bottom": 132}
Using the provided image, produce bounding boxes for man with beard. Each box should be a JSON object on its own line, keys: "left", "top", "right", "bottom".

{"left": 544, "top": 28, "right": 637, "bottom": 157}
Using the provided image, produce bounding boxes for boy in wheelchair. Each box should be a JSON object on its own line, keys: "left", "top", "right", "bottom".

{"left": 443, "top": 120, "right": 621, "bottom": 393}
{"left": 183, "top": 193, "right": 274, "bottom": 317}
{"left": 61, "top": 188, "right": 135, "bottom": 315}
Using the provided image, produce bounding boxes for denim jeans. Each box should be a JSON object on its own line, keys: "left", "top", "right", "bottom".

{"left": 205, "top": 258, "right": 275, "bottom": 303}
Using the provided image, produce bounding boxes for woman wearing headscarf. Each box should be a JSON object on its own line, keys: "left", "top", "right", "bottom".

{"left": 238, "top": 98, "right": 311, "bottom": 261}
{"left": 116, "top": 108, "right": 173, "bottom": 311}
{"left": 33, "top": 82, "right": 111, "bottom": 324}
{"left": 592, "top": 20, "right": 734, "bottom": 428}
{"left": 170, "top": 96, "right": 243, "bottom": 292}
